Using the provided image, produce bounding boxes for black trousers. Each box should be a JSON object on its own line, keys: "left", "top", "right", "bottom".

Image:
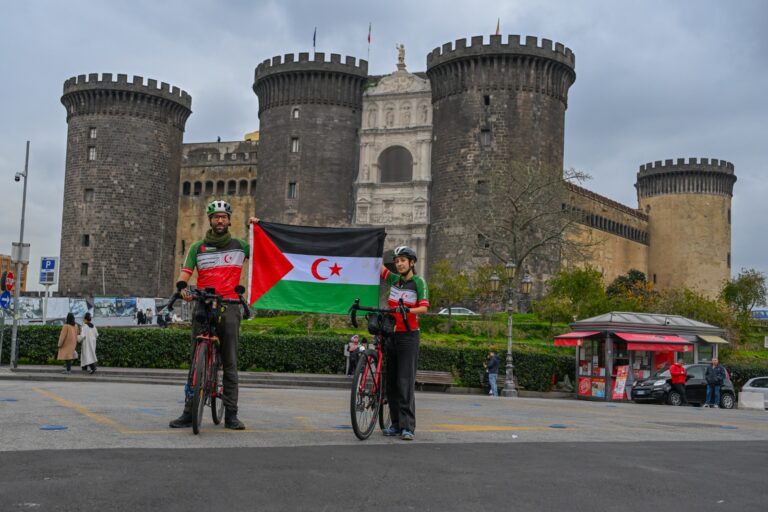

{"left": 386, "top": 329, "right": 420, "bottom": 433}
{"left": 184, "top": 303, "right": 241, "bottom": 414}
{"left": 672, "top": 383, "right": 688, "bottom": 404}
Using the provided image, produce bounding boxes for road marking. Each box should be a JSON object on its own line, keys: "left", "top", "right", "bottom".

{"left": 33, "top": 387, "right": 129, "bottom": 433}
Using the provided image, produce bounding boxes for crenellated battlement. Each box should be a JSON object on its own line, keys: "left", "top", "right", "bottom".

{"left": 638, "top": 157, "right": 735, "bottom": 175}
{"left": 426, "top": 34, "right": 575, "bottom": 71}
{"left": 62, "top": 73, "right": 191, "bottom": 109}
{"left": 636, "top": 157, "right": 737, "bottom": 198}
{"left": 254, "top": 52, "right": 368, "bottom": 81}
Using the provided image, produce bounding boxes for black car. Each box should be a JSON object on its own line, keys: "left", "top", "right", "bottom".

{"left": 630, "top": 364, "right": 736, "bottom": 409}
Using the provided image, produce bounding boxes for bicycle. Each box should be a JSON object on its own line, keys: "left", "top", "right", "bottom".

{"left": 348, "top": 298, "right": 409, "bottom": 440}
{"left": 168, "top": 281, "right": 250, "bottom": 435}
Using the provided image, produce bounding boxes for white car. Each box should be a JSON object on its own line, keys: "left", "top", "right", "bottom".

{"left": 437, "top": 307, "right": 478, "bottom": 316}
{"left": 741, "top": 377, "right": 768, "bottom": 409}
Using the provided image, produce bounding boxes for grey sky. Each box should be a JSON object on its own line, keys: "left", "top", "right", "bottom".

{"left": 1, "top": 0, "right": 766, "bottom": 292}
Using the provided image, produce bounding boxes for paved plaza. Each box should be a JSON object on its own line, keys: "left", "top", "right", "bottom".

{"left": 1, "top": 379, "right": 767, "bottom": 510}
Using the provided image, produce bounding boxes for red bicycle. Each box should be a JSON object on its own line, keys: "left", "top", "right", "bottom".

{"left": 168, "top": 282, "right": 250, "bottom": 435}
{"left": 348, "top": 298, "right": 409, "bottom": 440}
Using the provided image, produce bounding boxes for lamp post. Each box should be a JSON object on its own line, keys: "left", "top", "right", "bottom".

{"left": 490, "top": 261, "right": 518, "bottom": 397}
{"left": 10, "top": 141, "right": 31, "bottom": 369}
{"left": 519, "top": 271, "right": 533, "bottom": 313}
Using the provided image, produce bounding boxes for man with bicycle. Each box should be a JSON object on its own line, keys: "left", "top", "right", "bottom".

{"left": 380, "top": 246, "right": 429, "bottom": 441}
{"left": 169, "top": 200, "right": 258, "bottom": 430}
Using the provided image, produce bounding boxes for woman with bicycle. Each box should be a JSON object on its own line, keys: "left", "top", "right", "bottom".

{"left": 380, "top": 246, "right": 429, "bottom": 441}
{"left": 168, "top": 200, "right": 258, "bottom": 431}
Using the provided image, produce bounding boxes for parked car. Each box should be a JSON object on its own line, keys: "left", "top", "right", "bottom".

{"left": 631, "top": 364, "right": 736, "bottom": 409}
{"left": 741, "top": 377, "right": 768, "bottom": 409}
{"left": 437, "top": 307, "right": 478, "bottom": 316}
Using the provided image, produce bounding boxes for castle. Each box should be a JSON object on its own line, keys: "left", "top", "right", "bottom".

{"left": 57, "top": 34, "right": 736, "bottom": 300}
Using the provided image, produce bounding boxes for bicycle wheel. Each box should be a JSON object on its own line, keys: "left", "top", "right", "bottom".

{"left": 378, "top": 370, "right": 392, "bottom": 431}
{"left": 191, "top": 342, "right": 208, "bottom": 435}
{"left": 210, "top": 349, "right": 224, "bottom": 425}
{"left": 350, "top": 354, "right": 381, "bottom": 440}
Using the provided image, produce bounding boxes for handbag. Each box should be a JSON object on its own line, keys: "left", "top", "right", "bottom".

{"left": 73, "top": 350, "right": 79, "bottom": 359}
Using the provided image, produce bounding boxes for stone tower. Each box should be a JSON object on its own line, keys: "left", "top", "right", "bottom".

{"left": 59, "top": 73, "right": 192, "bottom": 297}
{"left": 253, "top": 53, "right": 368, "bottom": 226}
{"left": 425, "top": 35, "right": 576, "bottom": 273}
{"left": 636, "top": 158, "right": 736, "bottom": 297}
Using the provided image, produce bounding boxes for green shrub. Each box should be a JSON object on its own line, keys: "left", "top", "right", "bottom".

{"left": 0, "top": 325, "right": 574, "bottom": 391}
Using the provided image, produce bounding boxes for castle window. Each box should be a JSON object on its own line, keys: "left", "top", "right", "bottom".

{"left": 292, "top": 108, "right": 300, "bottom": 119}
{"left": 480, "top": 129, "right": 491, "bottom": 147}
{"left": 477, "top": 233, "right": 490, "bottom": 249}
{"left": 89, "top": 127, "right": 97, "bottom": 139}
{"left": 82, "top": 234, "right": 90, "bottom": 247}
{"left": 227, "top": 180, "right": 236, "bottom": 195}
{"left": 653, "top": 273, "right": 657, "bottom": 284}
{"left": 81, "top": 263, "right": 89, "bottom": 277}
{"left": 87, "top": 146, "right": 96, "bottom": 161}
{"left": 180, "top": 240, "right": 186, "bottom": 256}
{"left": 239, "top": 180, "right": 248, "bottom": 196}
{"left": 728, "top": 208, "right": 731, "bottom": 225}
{"left": 216, "top": 181, "right": 225, "bottom": 195}
{"left": 250, "top": 179, "right": 257, "bottom": 196}
{"left": 484, "top": 95, "right": 491, "bottom": 106}
{"left": 84, "top": 188, "right": 94, "bottom": 202}
{"left": 182, "top": 182, "right": 191, "bottom": 196}
{"left": 476, "top": 180, "right": 489, "bottom": 195}
{"left": 193, "top": 182, "right": 202, "bottom": 196}
{"left": 379, "top": 145, "right": 413, "bottom": 183}
{"left": 288, "top": 182, "right": 298, "bottom": 199}
{"left": 291, "top": 137, "right": 300, "bottom": 153}
{"left": 727, "top": 252, "right": 731, "bottom": 268}
{"left": 231, "top": 153, "right": 237, "bottom": 161}
{"left": 205, "top": 181, "right": 214, "bottom": 195}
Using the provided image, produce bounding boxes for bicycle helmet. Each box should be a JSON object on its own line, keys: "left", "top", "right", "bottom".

{"left": 206, "top": 200, "right": 233, "bottom": 218}
{"left": 393, "top": 246, "right": 417, "bottom": 262}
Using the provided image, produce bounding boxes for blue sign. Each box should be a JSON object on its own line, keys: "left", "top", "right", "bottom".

{"left": 41, "top": 258, "right": 56, "bottom": 271}
{"left": 0, "top": 290, "right": 11, "bottom": 310}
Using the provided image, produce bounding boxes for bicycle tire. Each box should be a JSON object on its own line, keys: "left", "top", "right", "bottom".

{"left": 378, "top": 369, "right": 392, "bottom": 431}
{"left": 191, "top": 342, "right": 208, "bottom": 435}
{"left": 350, "top": 354, "right": 380, "bottom": 440}
{"left": 210, "top": 349, "right": 224, "bottom": 425}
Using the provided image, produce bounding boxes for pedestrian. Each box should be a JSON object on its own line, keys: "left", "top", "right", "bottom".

{"left": 78, "top": 312, "right": 99, "bottom": 374}
{"left": 137, "top": 309, "right": 145, "bottom": 325}
{"left": 704, "top": 358, "right": 726, "bottom": 408}
{"left": 348, "top": 335, "right": 360, "bottom": 375}
{"left": 669, "top": 357, "right": 688, "bottom": 405}
{"left": 56, "top": 313, "right": 78, "bottom": 374}
{"left": 77, "top": 313, "right": 99, "bottom": 375}
{"left": 145, "top": 308, "right": 153, "bottom": 325}
{"left": 485, "top": 351, "right": 500, "bottom": 396}
{"left": 344, "top": 337, "right": 352, "bottom": 375}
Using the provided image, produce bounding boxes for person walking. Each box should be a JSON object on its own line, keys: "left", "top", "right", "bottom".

{"left": 348, "top": 335, "right": 360, "bottom": 375}
{"left": 704, "top": 358, "right": 726, "bottom": 408}
{"left": 56, "top": 313, "right": 78, "bottom": 374}
{"left": 669, "top": 357, "right": 688, "bottom": 405}
{"left": 78, "top": 312, "right": 99, "bottom": 374}
{"left": 343, "top": 337, "right": 352, "bottom": 376}
{"left": 485, "top": 351, "right": 500, "bottom": 396}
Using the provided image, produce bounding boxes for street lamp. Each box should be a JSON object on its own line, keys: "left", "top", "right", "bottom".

{"left": 490, "top": 261, "right": 518, "bottom": 397}
{"left": 10, "top": 141, "right": 31, "bottom": 369}
{"left": 519, "top": 271, "right": 533, "bottom": 313}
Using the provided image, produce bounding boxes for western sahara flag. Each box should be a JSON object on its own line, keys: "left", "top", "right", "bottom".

{"left": 249, "top": 222, "right": 386, "bottom": 314}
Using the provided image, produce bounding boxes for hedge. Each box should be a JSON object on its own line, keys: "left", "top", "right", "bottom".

{"left": 0, "top": 325, "right": 575, "bottom": 391}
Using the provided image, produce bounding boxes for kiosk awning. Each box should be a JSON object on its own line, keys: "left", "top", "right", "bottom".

{"left": 554, "top": 331, "right": 599, "bottom": 347}
{"left": 614, "top": 332, "right": 692, "bottom": 352}
{"left": 699, "top": 335, "right": 729, "bottom": 345}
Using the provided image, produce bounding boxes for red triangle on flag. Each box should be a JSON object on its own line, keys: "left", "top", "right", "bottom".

{"left": 249, "top": 224, "right": 294, "bottom": 305}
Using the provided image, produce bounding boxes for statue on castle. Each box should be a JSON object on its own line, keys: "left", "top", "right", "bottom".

{"left": 396, "top": 43, "right": 406, "bottom": 70}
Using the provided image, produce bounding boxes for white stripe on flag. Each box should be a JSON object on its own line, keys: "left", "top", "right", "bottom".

{"left": 281, "top": 254, "right": 381, "bottom": 286}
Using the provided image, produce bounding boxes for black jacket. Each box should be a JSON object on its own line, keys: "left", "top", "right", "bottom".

{"left": 705, "top": 364, "right": 726, "bottom": 385}
{"left": 487, "top": 355, "right": 499, "bottom": 374}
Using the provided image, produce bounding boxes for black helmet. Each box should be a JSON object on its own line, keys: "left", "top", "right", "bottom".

{"left": 393, "top": 245, "right": 417, "bottom": 262}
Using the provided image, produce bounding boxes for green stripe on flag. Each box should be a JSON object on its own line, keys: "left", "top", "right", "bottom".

{"left": 252, "top": 279, "right": 379, "bottom": 314}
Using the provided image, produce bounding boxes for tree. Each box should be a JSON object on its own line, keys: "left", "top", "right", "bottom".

{"left": 428, "top": 260, "right": 471, "bottom": 316}
{"left": 535, "top": 266, "right": 608, "bottom": 322}
{"left": 471, "top": 161, "right": 593, "bottom": 286}
{"left": 720, "top": 269, "right": 767, "bottom": 320}
{"left": 606, "top": 269, "right": 649, "bottom": 298}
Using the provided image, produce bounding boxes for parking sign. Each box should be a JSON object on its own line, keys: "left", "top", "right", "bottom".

{"left": 40, "top": 257, "right": 58, "bottom": 285}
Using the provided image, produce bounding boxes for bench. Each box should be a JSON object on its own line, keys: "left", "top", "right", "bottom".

{"left": 415, "top": 370, "right": 454, "bottom": 392}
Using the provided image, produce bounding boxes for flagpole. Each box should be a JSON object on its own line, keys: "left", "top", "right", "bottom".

{"left": 367, "top": 22, "right": 372, "bottom": 64}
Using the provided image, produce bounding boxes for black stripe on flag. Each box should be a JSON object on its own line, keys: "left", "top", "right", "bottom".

{"left": 259, "top": 222, "right": 385, "bottom": 258}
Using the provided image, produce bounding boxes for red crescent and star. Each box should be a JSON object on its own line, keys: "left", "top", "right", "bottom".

{"left": 310, "top": 258, "right": 343, "bottom": 280}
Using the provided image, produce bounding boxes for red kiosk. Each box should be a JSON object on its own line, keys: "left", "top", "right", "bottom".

{"left": 553, "top": 312, "right": 728, "bottom": 401}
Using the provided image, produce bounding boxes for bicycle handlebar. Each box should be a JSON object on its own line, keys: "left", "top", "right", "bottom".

{"left": 167, "top": 281, "right": 250, "bottom": 320}
{"left": 348, "top": 298, "right": 411, "bottom": 332}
